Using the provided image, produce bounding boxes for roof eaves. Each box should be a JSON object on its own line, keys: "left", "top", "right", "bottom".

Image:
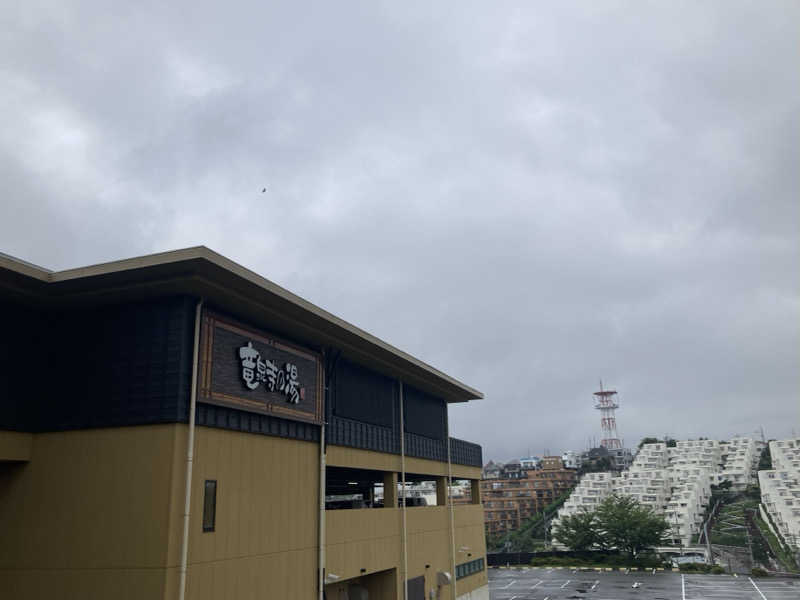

{"left": 34, "top": 246, "right": 483, "bottom": 402}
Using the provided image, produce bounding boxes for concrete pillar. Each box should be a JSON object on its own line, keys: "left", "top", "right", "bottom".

{"left": 436, "top": 476, "right": 448, "bottom": 506}
{"left": 383, "top": 472, "right": 398, "bottom": 508}
{"left": 471, "top": 479, "right": 481, "bottom": 504}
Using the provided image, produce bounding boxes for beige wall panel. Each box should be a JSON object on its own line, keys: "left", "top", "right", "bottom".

{"left": 0, "top": 425, "right": 178, "bottom": 599}
{"left": 453, "top": 505, "right": 489, "bottom": 594}
{"left": 0, "top": 568, "right": 167, "bottom": 600}
{"left": 327, "top": 507, "right": 401, "bottom": 545}
{"left": 326, "top": 444, "right": 481, "bottom": 480}
{"left": 0, "top": 426, "right": 175, "bottom": 571}
{"left": 177, "top": 426, "right": 320, "bottom": 600}
{"left": 363, "top": 568, "right": 398, "bottom": 599}
{"left": 325, "top": 503, "right": 488, "bottom": 597}
{"left": 0, "top": 430, "right": 32, "bottom": 461}
{"left": 404, "top": 456, "right": 481, "bottom": 481}
{"left": 326, "top": 508, "right": 402, "bottom": 580}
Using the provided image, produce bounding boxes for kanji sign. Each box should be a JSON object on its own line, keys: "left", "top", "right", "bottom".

{"left": 237, "top": 341, "right": 302, "bottom": 404}
{"left": 198, "top": 311, "right": 323, "bottom": 424}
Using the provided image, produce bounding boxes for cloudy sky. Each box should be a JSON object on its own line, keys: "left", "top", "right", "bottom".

{"left": 2, "top": 1, "right": 798, "bottom": 461}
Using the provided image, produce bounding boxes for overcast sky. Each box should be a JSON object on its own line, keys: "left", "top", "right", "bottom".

{"left": 2, "top": 1, "right": 798, "bottom": 462}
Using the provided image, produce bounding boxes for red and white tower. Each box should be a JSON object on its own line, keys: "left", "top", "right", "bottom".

{"left": 594, "top": 383, "right": 621, "bottom": 450}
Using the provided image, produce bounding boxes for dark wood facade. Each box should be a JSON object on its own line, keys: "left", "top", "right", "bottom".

{"left": 1, "top": 295, "right": 481, "bottom": 467}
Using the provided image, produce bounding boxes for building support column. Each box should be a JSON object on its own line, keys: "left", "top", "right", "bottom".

{"left": 470, "top": 479, "right": 481, "bottom": 504}
{"left": 384, "top": 472, "right": 398, "bottom": 508}
{"left": 436, "top": 476, "right": 448, "bottom": 506}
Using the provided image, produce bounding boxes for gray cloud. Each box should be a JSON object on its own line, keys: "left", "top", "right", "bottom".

{"left": 2, "top": 1, "right": 798, "bottom": 461}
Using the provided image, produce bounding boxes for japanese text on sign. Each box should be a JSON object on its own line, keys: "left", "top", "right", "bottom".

{"left": 238, "top": 341, "right": 302, "bottom": 404}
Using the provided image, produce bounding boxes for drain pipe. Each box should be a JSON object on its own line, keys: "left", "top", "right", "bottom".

{"left": 178, "top": 298, "right": 203, "bottom": 600}
{"left": 446, "top": 416, "right": 457, "bottom": 600}
{"left": 400, "top": 381, "right": 408, "bottom": 600}
{"left": 318, "top": 419, "right": 326, "bottom": 600}
{"left": 318, "top": 351, "right": 329, "bottom": 600}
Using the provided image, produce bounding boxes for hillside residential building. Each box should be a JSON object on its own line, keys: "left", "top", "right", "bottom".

{"left": 481, "top": 457, "right": 576, "bottom": 537}
{"left": 519, "top": 456, "right": 541, "bottom": 470}
{"left": 759, "top": 438, "right": 800, "bottom": 551}
{"left": 561, "top": 451, "right": 582, "bottom": 470}
{"left": 553, "top": 437, "right": 758, "bottom": 548}
{"left": 719, "top": 437, "right": 761, "bottom": 490}
{"left": 578, "top": 446, "right": 633, "bottom": 472}
{"left": 551, "top": 472, "right": 615, "bottom": 518}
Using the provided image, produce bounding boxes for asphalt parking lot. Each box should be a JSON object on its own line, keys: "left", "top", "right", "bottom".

{"left": 488, "top": 566, "right": 800, "bottom": 600}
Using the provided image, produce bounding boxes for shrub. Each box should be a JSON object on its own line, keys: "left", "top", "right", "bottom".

{"left": 679, "top": 562, "right": 722, "bottom": 574}
{"left": 751, "top": 567, "right": 769, "bottom": 578}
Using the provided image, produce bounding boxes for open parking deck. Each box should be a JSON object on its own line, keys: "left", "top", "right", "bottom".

{"left": 489, "top": 566, "right": 800, "bottom": 600}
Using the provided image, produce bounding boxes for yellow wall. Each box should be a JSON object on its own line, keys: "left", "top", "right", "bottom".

{"left": 326, "top": 504, "right": 488, "bottom": 599}
{"left": 0, "top": 430, "right": 32, "bottom": 461}
{"left": 0, "top": 426, "right": 486, "bottom": 600}
{"left": 0, "top": 425, "right": 180, "bottom": 599}
{"left": 176, "top": 426, "right": 321, "bottom": 600}
{"left": 327, "top": 445, "right": 482, "bottom": 481}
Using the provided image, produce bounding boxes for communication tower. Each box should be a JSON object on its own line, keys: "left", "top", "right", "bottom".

{"left": 594, "top": 382, "right": 622, "bottom": 450}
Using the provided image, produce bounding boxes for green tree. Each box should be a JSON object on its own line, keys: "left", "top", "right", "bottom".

{"left": 594, "top": 494, "right": 670, "bottom": 558}
{"left": 579, "top": 456, "right": 613, "bottom": 475}
{"left": 638, "top": 437, "right": 660, "bottom": 448}
{"left": 758, "top": 445, "right": 772, "bottom": 471}
{"left": 551, "top": 509, "right": 600, "bottom": 551}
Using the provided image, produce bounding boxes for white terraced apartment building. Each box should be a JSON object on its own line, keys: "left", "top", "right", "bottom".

{"left": 552, "top": 471, "right": 615, "bottom": 516}
{"left": 553, "top": 437, "right": 762, "bottom": 548}
{"left": 719, "top": 437, "right": 763, "bottom": 491}
{"left": 758, "top": 438, "right": 800, "bottom": 551}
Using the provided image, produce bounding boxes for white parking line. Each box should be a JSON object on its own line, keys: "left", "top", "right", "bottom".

{"left": 591, "top": 579, "right": 599, "bottom": 590}
{"left": 681, "top": 573, "right": 686, "bottom": 600}
{"left": 501, "top": 580, "right": 516, "bottom": 589}
{"left": 560, "top": 579, "right": 570, "bottom": 588}
{"left": 748, "top": 577, "right": 768, "bottom": 600}
{"left": 530, "top": 579, "right": 542, "bottom": 589}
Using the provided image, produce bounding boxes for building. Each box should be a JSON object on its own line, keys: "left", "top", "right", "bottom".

{"left": 577, "top": 445, "right": 632, "bottom": 473}
{"left": 561, "top": 450, "right": 582, "bottom": 470}
{"left": 553, "top": 438, "right": 753, "bottom": 548}
{"left": 481, "top": 457, "right": 576, "bottom": 537}
{"left": 663, "top": 440, "right": 718, "bottom": 545}
{"left": 519, "top": 456, "right": 541, "bottom": 470}
{"left": 759, "top": 438, "right": 800, "bottom": 551}
{"left": 481, "top": 460, "right": 502, "bottom": 480}
{"left": 719, "top": 437, "right": 760, "bottom": 490}
{"left": 0, "top": 248, "right": 488, "bottom": 600}
{"left": 551, "top": 472, "right": 615, "bottom": 522}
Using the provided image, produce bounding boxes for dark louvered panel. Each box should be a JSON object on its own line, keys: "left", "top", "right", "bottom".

{"left": 196, "top": 402, "right": 320, "bottom": 442}
{"left": 1, "top": 296, "right": 195, "bottom": 433}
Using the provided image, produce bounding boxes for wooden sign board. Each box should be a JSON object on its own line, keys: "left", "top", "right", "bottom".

{"left": 198, "top": 310, "right": 323, "bottom": 425}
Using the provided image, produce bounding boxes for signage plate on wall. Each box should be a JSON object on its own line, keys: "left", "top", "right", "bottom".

{"left": 198, "top": 310, "right": 323, "bottom": 425}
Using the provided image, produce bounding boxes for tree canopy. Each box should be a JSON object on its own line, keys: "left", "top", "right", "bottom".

{"left": 553, "top": 494, "right": 670, "bottom": 557}
{"left": 595, "top": 494, "right": 670, "bottom": 557}
{"left": 550, "top": 508, "right": 601, "bottom": 551}
{"left": 638, "top": 436, "right": 676, "bottom": 448}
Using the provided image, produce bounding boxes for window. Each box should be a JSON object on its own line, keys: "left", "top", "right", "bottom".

{"left": 203, "top": 480, "right": 217, "bottom": 532}
{"left": 455, "top": 558, "right": 485, "bottom": 580}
